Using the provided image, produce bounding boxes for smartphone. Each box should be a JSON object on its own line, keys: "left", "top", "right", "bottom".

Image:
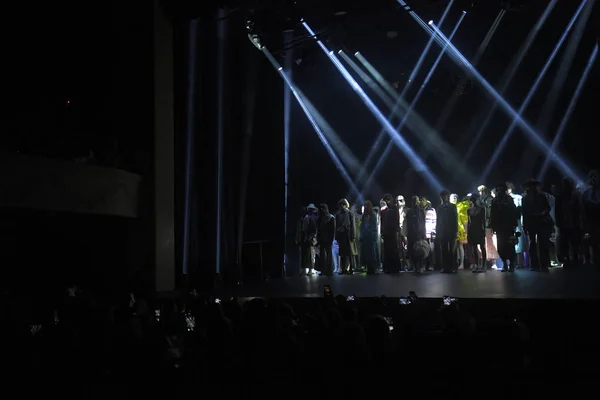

{"left": 324, "top": 285, "right": 333, "bottom": 298}
{"left": 30, "top": 324, "right": 42, "bottom": 336}
{"left": 443, "top": 296, "right": 457, "bottom": 306}
{"left": 384, "top": 317, "right": 394, "bottom": 331}
{"left": 347, "top": 295, "right": 355, "bottom": 302}
{"left": 185, "top": 313, "right": 195, "bottom": 331}
{"left": 399, "top": 297, "right": 411, "bottom": 305}
{"left": 155, "top": 309, "right": 161, "bottom": 322}
{"left": 214, "top": 298, "right": 221, "bottom": 304}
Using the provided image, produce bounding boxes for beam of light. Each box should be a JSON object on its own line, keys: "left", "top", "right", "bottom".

{"left": 523, "top": 0, "right": 596, "bottom": 177}
{"left": 539, "top": 44, "right": 598, "bottom": 181}
{"left": 434, "top": 9, "right": 505, "bottom": 134}
{"left": 283, "top": 31, "right": 293, "bottom": 277}
{"left": 339, "top": 50, "right": 399, "bottom": 113}
{"left": 463, "top": 0, "right": 558, "bottom": 162}
{"left": 537, "top": 0, "right": 595, "bottom": 134}
{"left": 236, "top": 51, "right": 259, "bottom": 278}
{"left": 347, "top": 0, "right": 455, "bottom": 196}
{"left": 183, "top": 18, "right": 199, "bottom": 276}
{"left": 399, "top": 0, "right": 455, "bottom": 95}
{"left": 354, "top": 51, "right": 405, "bottom": 104}
{"left": 479, "top": 0, "right": 588, "bottom": 183}
{"left": 343, "top": 49, "right": 467, "bottom": 198}
{"left": 301, "top": 20, "right": 444, "bottom": 192}
{"left": 216, "top": 9, "right": 226, "bottom": 275}
{"left": 300, "top": 93, "right": 385, "bottom": 196}
{"left": 262, "top": 48, "right": 362, "bottom": 199}
{"left": 420, "top": 19, "right": 582, "bottom": 184}
{"left": 302, "top": 99, "right": 362, "bottom": 173}
{"left": 362, "top": 10, "right": 467, "bottom": 197}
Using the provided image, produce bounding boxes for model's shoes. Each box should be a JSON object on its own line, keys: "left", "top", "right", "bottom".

{"left": 307, "top": 271, "right": 313, "bottom": 276}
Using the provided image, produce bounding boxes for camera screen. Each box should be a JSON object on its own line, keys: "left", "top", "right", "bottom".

{"left": 384, "top": 317, "right": 394, "bottom": 331}
{"left": 347, "top": 295, "right": 355, "bottom": 302}
{"left": 185, "top": 314, "right": 195, "bottom": 331}
{"left": 443, "top": 296, "right": 456, "bottom": 306}
{"left": 399, "top": 297, "right": 411, "bottom": 305}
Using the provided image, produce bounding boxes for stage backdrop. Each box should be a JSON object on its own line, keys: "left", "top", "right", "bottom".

{"left": 0, "top": 151, "right": 141, "bottom": 217}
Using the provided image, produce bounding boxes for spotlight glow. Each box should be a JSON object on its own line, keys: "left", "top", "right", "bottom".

{"left": 428, "top": 20, "right": 434, "bottom": 25}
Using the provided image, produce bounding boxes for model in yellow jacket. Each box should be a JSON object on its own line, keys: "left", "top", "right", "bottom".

{"left": 457, "top": 200, "right": 470, "bottom": 243}
{"left": 451, "top": 194, "right": 471, "bottom": 269}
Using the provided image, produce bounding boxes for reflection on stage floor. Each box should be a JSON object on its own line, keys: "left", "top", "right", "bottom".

{"left": 227, "top": 267, "right": 600, "bottom": 299}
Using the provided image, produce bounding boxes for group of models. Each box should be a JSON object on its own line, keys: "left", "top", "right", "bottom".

{"left": 295, "top": 170, "right": 600, "bottom": 276}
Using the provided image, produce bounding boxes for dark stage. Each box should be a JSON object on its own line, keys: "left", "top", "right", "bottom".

{"left": 229, "top": 267, "right": 600, "bottom": 299}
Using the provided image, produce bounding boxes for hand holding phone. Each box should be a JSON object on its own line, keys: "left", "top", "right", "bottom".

{"left": 384, "top": 317, "right": 394, "bottom": 331}
{"left": 443, "top": 296, "right": 457, "bottom": 306}
{"left": 185, "top": 313, "right": 195, "bottom": 331}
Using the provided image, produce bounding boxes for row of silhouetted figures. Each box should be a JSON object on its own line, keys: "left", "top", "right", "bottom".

{"left": 296, "top": 171, "right": 600, "bottom": 275}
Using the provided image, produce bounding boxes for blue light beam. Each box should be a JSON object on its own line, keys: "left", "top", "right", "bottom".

{"left": 480, "top": 0, "right": 588, "bottom": 182}
{"left": 463, "top": 0, "right": 558, "bottom": 162}
{"left": 539, "top": 44, "right": 598, "bottom": 181}
{"left": 262, "top": 47, "right": 362, "bottom": 200}
{"left": 353, "top": 0, "right": 455, "bottom": 195}
{"left": 302, "top": 20, "right": 444, "bottom": 192}
{"left": 425, "top": 21, "right": 582, "bottom": 183}
{"left": 362, "top": 11, "right": 467, "bottom": 196}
